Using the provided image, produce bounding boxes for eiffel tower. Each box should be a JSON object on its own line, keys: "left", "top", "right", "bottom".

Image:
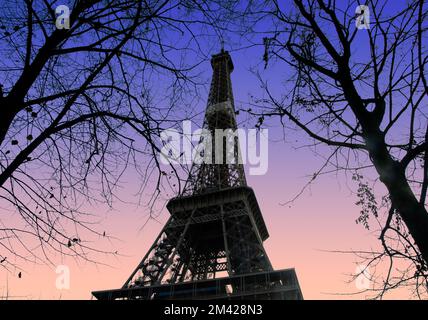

{"left": 92, "top": 50, "right": 303, "bottom": 300}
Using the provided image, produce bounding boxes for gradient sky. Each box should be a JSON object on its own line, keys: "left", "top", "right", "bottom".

{"left": 0, "top": 0, "right": 416, "bottom": 300}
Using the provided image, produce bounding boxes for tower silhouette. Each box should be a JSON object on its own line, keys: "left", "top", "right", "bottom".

{"left": 92, "top": 50, "right": 303, "bottom": 300}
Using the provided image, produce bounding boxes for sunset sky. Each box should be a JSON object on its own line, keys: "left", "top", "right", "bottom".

{"left": 0, "top": 0, "right": 417, "bottom": 300}
{"left": 1, "top": 47, "right": 396, "bottom": 301}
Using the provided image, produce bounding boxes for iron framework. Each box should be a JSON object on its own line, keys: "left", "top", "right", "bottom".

{"left": 92, "top": 50, "right": 303, "bottom": 300}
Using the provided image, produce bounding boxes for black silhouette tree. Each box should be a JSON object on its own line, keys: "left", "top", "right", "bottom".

{"left": 250, "top": 0, "right": 428, "bottom": 297}
{"left": 0, "top": 0, "right": 244, "bottom": 271}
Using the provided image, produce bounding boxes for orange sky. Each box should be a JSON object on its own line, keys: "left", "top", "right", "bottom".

{"left": 0, "top": 137, "right": 408, "bottom": 300}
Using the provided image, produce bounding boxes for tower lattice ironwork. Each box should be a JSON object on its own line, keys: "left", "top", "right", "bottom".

{"left": 92, "top": 50, "right": 303, "bottom": 300}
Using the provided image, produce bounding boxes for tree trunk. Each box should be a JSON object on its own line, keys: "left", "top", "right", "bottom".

{"left": 368, "top": 130, "right": 428, "bottom": 266}
{"left": 0, "top": 98, "right": 18, "bottom": 147}
{"left": 387, "top": 170, "right": 428, "bottom": 266}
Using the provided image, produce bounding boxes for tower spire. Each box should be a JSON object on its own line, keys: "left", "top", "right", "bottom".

{"left": 207, "top": 49, "right": 235, "bottom": 109}
{"left": 183, "top": 50, "right": 246, "bottom": 195}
